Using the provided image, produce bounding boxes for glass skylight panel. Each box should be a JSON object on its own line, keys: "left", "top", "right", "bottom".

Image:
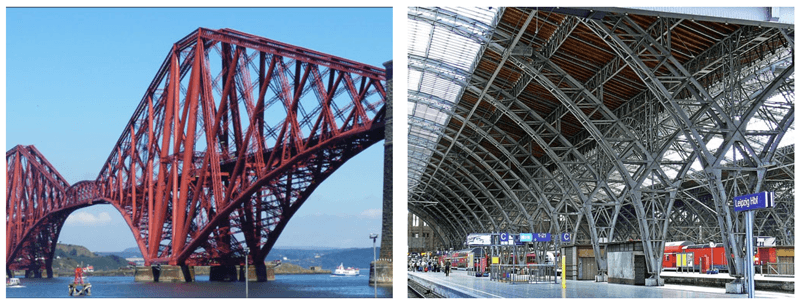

{"left": 427, "top": 28, "right": 482, "bottom": 71}
{"left": 408, "top": 7, "right": 500, "bottom": 194}
{"left": 408, "top": 69, "right": 423, "bottom": 92}
{"left": 408, "top": 21, "right": 432, "bottom": 57}
{"left": 419, "top": 74, "right": 461, "bottom": 102}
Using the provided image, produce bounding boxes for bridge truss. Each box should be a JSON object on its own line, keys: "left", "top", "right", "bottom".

{"left": 7, "top": 28, "right": 387, "bottom": 275}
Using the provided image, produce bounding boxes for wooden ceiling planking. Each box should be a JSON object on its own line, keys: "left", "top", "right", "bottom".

{"left": 436, "top": 8, "right": 788, "bottom": 176}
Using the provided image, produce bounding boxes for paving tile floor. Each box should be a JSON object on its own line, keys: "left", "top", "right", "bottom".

{"left": 408, "top": 270, "right": 794, "bottom": 298}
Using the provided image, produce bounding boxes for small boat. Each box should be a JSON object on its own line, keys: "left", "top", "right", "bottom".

{"left": 331, "top": 263, "right": 359, "bottom": 276}
{"left": 6, "top": 277, "right": 23, "bottom": 288}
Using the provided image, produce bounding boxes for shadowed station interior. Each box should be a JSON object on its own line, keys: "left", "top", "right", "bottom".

{"left": 407, "top": 7, "right": 794, "bottom": 298}
{"left": 6, "top": 28, "right": 393, "bottom": 286}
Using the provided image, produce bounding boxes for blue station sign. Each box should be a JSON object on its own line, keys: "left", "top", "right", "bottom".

{"left": 532, "top": 233, "right": 551, "bottom": 242}
{"left": 561, "top": 233, "right": 572, "bottom": 243}
{"left": 733, "top": 192, "right": 774, "bottom": 212}
{"left": 519, "top": 233, "right": 533, "bottom": 242}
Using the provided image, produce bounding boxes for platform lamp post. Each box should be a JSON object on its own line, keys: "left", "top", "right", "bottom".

{"left": 369, "top": 233, "right": 378, "bottom": 298}
{"left": 244, "top": 247, "right": 249, "bottom": 298}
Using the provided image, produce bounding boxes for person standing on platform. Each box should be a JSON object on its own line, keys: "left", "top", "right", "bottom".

{"left": 445, "top": 259, "right": 451, "bottom": 277}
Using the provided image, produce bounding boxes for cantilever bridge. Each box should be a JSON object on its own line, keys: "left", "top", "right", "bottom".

{"left": 6, "top": 28, "right": 388, "bottom": 279}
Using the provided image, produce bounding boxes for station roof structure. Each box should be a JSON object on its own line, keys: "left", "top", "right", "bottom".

{"left": 407, "top": 7, "right": 794, "bottom": 277}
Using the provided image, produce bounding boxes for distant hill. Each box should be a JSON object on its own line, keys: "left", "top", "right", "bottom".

{"left": 53, "top": 244, "right": 379, "bottom": 271}
{"left": 96, "top": 247, "right": 142, "bottom": 258}
{"left": 53, "top": 244, "right": 130, "bottom": 272}
{"left": 266, "top": 247, "right": 380, "bottom": 270}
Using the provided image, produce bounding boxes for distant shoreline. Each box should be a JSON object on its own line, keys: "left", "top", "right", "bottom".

{"left": 14, "top": 269, "right": 334, "bottom": 278}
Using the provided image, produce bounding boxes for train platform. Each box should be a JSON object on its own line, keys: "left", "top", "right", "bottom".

{"left": 660, "top": 270, "right": 794, "bottom": 292}
{"left": 408, "top": 270, "right": 794, "bottom": 298}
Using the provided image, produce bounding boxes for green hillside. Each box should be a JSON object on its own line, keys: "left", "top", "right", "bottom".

{"left": 266, "top": 247, "right": 380, "bottom": 269}
{"left": 48, "top": 244, "right": 377, "bottom": 275}
{"left": 53, "top": 243, "right": 130, "bottom": 273}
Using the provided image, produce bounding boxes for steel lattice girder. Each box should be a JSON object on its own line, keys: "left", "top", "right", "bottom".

{"left": 6, "top": 28, "right": 387, "bottom": 268}
{"left": 408, "top": 7, "right": 794, "bottom": 279}
{"left": 6, "top": 146, "right": 71, "bottom": 276}
{"left": 583, "top": 13, "right": 792, "bottom": 277}
{"left": 412, "top": 106, "right": 568, "bottom": 232}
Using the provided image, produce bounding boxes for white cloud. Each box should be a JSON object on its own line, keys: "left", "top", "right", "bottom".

{"left": 359, "top": 209, "right": 382, "bottom": 219}
{"left": 65, "top": 211, "right": 112, "bottom": 226}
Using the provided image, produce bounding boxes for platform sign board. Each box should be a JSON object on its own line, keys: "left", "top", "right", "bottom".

{"left": 532, "top": 233, "right": 551, "bottom": 242}
{"left": 733, "top": 192, "right": 774, "bottom": 212}
{"left": 519, "top": 233, "right": 533, "bottom": 242}
{"left": 499, "top": 233, "right": 517, "bottom": 245}
{"left": 561, "top": 233, "right": 572, "bottom": 243}
{"left": 467, "top": 233, "right": 492, "bottom": 246}
{"left": 513, "top": 234, "right": 525, "bottom": 245}
{"left": 733, "top": 191, "right": 773, "bottom": 298}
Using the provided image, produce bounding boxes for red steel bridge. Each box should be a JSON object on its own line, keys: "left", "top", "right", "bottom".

{"left": 6, "top": 28, "right": 388, "bottom": 279}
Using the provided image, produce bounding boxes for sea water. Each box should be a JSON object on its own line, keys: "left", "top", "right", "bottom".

{"left": 5, "top": 274, "right": 392, "bottom": 298}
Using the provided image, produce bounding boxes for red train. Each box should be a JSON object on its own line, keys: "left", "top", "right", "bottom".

{"left": 662, "top": 240, "right": 780, "bottom": 272}
{"left": 445, "top": 248, "right": 486, "bottom": 270}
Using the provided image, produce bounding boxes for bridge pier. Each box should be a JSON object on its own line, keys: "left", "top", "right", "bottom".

{"left": 210, "top": 264, "right": 274, "bottom": 282}
{"left": 25, "top": 269, "right": 42, "bottom": 278}
{"left": 210, "top": 265, "right": 238, "bottom": 282}
{"left": 237, "top": 264, "right": 274, "bottom": 282}
{"left": 369, "top": 260, "right": 393, "bottom": 286}
{"left": 370, "top": 60, "right": 393, "bottom": 288}
{"left": 134, "top": 265, "right": 194, "bottom": 282}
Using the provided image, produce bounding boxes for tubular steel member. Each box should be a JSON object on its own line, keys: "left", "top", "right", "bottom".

{"left": 6, "top": 145, "right": 72, "bottom": 278}
{"left": 6, "top": 28, "right": 388, "bottom": 279}
{"left": 408, "top": 7, "right": 794, "bottom": 292}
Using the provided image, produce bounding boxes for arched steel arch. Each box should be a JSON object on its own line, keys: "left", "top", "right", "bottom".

{"left": 7, "top": 28, "right": 387, "bottom": 276}
{"left": 410, "top": 50, "right": 633, "bottom": 270}
{"left": 408, "top": 205, "right": 459, "bottom": 250}
{"left": 409, "top": 167, "right": 489, "bottom": 234}
{"left": 408, "top": 7, "right": 794, "bottom": 286}
{"left": 410, "top": 101, "right": 563, "bottom": 234}
{"left": 581, "top": 13, "right": 793, "bottom": 277}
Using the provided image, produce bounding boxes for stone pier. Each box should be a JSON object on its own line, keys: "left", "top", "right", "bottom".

{"left": 210, "top": 264, "right": 274, "bottom": 282}
{"left": 134, "top": 265, "right": 194, "bottom": 282}
{"left": 24, "top": 269, "right": 42, "bottom": 278}
{"left": 369, "top": 60, "right": 393, "bottom": 287}
{"left": 369, "top": 260, "right": 393, "bottom": 286}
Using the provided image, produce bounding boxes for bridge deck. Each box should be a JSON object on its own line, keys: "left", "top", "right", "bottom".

{"left": 408, "top": 270, "right": 793, "bottom": 298}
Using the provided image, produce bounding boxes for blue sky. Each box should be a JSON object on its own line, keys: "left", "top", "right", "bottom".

{"left": 5, "top": 7, "right": 392, "bottom": 252}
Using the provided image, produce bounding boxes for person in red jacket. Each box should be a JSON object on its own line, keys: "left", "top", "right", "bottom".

{"left": 74, "top": 265, "right": 84, "bottom": 284}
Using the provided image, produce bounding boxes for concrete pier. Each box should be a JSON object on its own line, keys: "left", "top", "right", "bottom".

{"left": 210, "top": 265, "right": 274, "bottom": 282}
{"left": 24, "top": 269, "right": 43, "bottom": 278}
{"left": 237, "top": 264, "right": 275, "bottom": 282}
{"left": 134, "top": 265, "right": 194, "bottom": 282}
{"left": 20, "top": 267, "right": 55, "bottom": 278}
{"left": 369, "top": 260, "right": 393, "bottom": 286}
